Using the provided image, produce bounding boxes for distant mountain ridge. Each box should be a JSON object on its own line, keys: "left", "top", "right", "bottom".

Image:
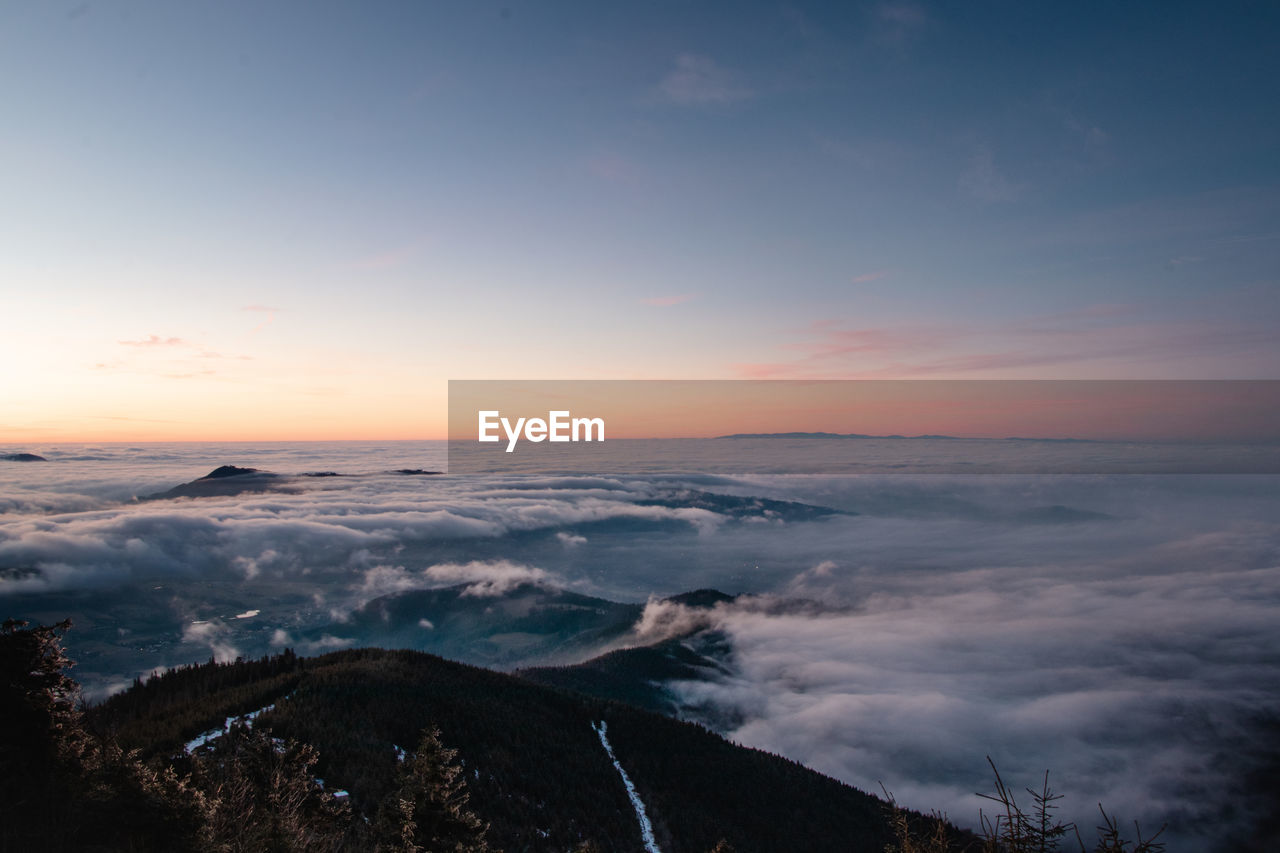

{"left": 716, "top": 431, "right": 1096, "bottom": 441}
{"left": 145, "top": 465, "right": 289, "bottom": 500}
{"left": 313, "top": 582, "right": 645, "bottom": 669}
{"left": 312, "top": 584, "right": 751, "bottom": 672}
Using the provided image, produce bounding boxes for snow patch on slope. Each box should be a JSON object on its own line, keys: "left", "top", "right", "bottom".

{"left": 183, "top": 700, "right": 278, "bottom": 753}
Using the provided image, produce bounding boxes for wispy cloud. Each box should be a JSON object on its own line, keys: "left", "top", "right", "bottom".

{"left": 813, "top": 134, "right": 874, "bottom": 169}
{"left": 112, "top": 331, "right": 251, "bottom": 373}
{"left": 197, "top": 350, "right": 252, "bottom": 360}
{"left": 732, "top": 311, "right": 1278, "bottom": 379}
{"left": 733, "top": 322, "right": 948, "bottom": 379}
{"left": 353, "top": 245, "right": 419, "bottom": 271}
{"left": 877, "top": 1, "right": 929, "bottom": 28}
{"left": 586, "top": 153, "right": 643, "bottom": 186}
{"left": 1063, "top": 114, "right": 1110, "bottom": 155}
{"left": 182, "top": 620, "right": 239, "bottom": 663}
{"left": 89, "top": 415, "right": 183, "bottom": 423}
{"left": 851, "top": 270, "right": 891, "bottom": 284}
{"left": 358, "top": 560, "right": 554, "bottom": 603}
{"left": 958, "top": 146, "right": 1023, "bottom": 203}
{"left": 658, "top": 54, "right": 752, "bottom": 105}
{"left": 163, "top": 370, "right": 218, "bottom": 380}
{"left": 119, "top": 335, "right": 185, "bottom": 348}
{"left": 873, "top": 1, "right": 931, "bottom": 45}
{"left": 241, "top": 304, "right": 278, "bottom": 336}
{"left": 641, "top": 294, "right": 695, "bottom": 307}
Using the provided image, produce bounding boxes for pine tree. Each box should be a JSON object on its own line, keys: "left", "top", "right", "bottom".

{"left": 1, "top": 619, "right": 210, "bottom": 851}
{"left": 190, "top": 723, "right": 352, "bottom": 852}
{"left": 374, "top": 726, "right": 490, "bottom": 853}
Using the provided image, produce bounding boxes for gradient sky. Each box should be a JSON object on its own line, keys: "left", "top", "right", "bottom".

{"left": 2, "top": 2, "right": 1279, "bottom": 440}
{"left": 448, "top": 380, "right": 1280, "bottom": 442}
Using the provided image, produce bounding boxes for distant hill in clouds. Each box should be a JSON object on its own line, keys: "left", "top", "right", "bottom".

{"left": 145, "top": 465, "right": 292, "bottom": 499}
{"left": 716, "top": 432, "right": 1097, "bottom": 441}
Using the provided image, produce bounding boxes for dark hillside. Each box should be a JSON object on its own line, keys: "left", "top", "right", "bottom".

{"left": 88, "top": 647, "right": 957, "bottom": 852}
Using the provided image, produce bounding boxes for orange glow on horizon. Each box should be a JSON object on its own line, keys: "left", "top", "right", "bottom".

{"left": 447, "top": 380, "right": 1280, "bottom": 444}
{"left": 7, "top": 381, "right": 1277, "bottom": 445}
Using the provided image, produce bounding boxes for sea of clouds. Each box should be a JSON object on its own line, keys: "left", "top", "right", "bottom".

{"left": 2, "top": 441, "right": 1277, "bottom": 848}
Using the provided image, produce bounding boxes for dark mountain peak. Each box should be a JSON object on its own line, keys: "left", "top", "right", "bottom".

{"left": 3, "top": 452, "right": 47, "bottom": 461}
{"left": 146, "top": 466, "right": 287, "bottom": 500}
{"left": 199, "top": 465, "right": 263, "bottom": 479}
{"left": 663, "top": 589, "right": 736, "bottom": 609}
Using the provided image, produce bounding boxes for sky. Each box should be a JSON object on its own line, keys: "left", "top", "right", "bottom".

{"left": 2, "top": 1, "right": 1279, "bottom": 440}
{"left": 448, "top": 380, "right": 1280, "bottom": 442}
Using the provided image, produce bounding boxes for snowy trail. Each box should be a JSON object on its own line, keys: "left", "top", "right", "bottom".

{"left": 183, "top": 697, "right": 283, "bottom": 753}
{"left": 592, "top": 720, "right": 661, "bottom": 853}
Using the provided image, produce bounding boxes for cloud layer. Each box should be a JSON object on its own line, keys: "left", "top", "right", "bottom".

{"left": 2, "top": 444, "right": 1277, "bottom": 847}
{"left": 636, "top": 485, "right": 1280, "bottom": 848}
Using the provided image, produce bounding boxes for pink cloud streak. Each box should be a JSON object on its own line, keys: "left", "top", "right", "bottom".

{"left": 119, "top": 335, "right": 185, "bottom": 347}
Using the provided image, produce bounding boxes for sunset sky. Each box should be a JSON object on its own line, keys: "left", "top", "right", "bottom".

{"left": 448, "top": 380, "right": 1280, "bottom": 443}
{"left": 2, "top": 2, "right": 1278, "bottom": 440}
